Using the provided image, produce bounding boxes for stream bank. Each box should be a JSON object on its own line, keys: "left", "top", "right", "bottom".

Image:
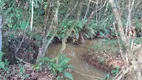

{"left": 4, "top": 36, "right": 126, "bottom": 80}
{"left": 47, "top": 40, "right": 110, "bottom": 80}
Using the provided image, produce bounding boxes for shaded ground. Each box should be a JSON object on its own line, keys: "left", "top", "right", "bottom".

{"left": 0, "top": 63, "right": 54, "bottom": 80}
{"left": 4, "top": 36, "right": 38, "bottom": 64}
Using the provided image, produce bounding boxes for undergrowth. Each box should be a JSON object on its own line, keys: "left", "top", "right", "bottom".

{"left": 90, "top": 39, "right": 125, "bottom": 54}
{"left": 0, "top": 52, "right": 74, "bottom": 80}
{"left": 35, "top": 54, "right": 74, "bottom": 80}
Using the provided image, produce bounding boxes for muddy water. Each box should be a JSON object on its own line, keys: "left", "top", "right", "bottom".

{"left": 47, "top": 40, "right": 108, "bottom": 80}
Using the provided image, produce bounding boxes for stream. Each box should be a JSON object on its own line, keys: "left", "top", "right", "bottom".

{"left": 47, "top": 40, "right": 108, "bottom": 80}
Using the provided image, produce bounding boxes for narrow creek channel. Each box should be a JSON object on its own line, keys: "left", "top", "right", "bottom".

{"left": 47, "top": 40, "right": 108, "bottom": 80}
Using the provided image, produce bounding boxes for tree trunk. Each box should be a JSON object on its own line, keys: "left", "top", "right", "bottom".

{"left": 0, "top": 16, "right": 3, "bottom": 53}
{"left": 78, "top": 33, "right": 85, "bottom": 44}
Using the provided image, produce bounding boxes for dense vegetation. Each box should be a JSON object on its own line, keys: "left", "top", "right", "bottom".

{"left": 0, "top": 0, "right": 142, "bottom": 80}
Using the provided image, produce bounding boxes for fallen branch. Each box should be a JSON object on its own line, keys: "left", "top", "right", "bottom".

{"left": 74, "top": 70, "right": 103, "bottom": 80}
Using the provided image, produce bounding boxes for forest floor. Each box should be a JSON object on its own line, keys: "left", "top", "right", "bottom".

{"left": 3, "top": 36, "right": 139, "bottom": 79}
{"left": 0, "top": 64, "right": 54, "bottom": 80}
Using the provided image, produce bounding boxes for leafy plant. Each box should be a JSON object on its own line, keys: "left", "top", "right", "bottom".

{"left": 0, "top": 52, "right": 9, "bottom": 70}
{"left": 104, "top": 74, "right": 110, "bottom": 80}
{"left": 134, "top": 37, "right": 142, "bottom": 44}
{"left": 98, "top": 57, "right": 105, "bottom": 64}
{"left": 35, "top": 54, "right": 74, "bottom": 80}
{"left": 111, "top": 66, "right": 120, "bottom": 75}
{"left": 18, "top": 64, "right": 29, "bottom": 79}
{"left": 56, "top": 20, "right": 83, "bottom": 40}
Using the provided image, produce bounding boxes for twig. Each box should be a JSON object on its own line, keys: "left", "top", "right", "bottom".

{"left": 15, "top": 36, "right": 24, "bottom": 55}
{"left": 14, "top": 18, "right": 30, "bottom": 63}
{"left": 74, "top": 70, "right": 103, "bottom": 80}
{"left": 64, "top": 1, "right": 79, "bottom": 20}
{"left": 113, "top": 65, "right": 133, "bottom": 80}
{"left": 82, "top": 0, "right": 107, "bottom": 30}
{"left": 15, "top": 57, "right": 28, "bottom": 64}
{"left": 84, "top": 0, "right": 91, "bottom": 19}
{"left": 113, "top": 21, "right": 125, "bottom": 60}
{"left": 113, "top": 69, "right": 123, "bottom": 80}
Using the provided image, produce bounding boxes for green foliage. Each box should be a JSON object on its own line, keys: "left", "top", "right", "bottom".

{"left": 111, "top": 66, "right": 120, "bottom": 75}
{"left": 0, "top": 52, "right": 9, "bottom": 70}
{"left": 85, "top": 14, "right": 116, "bottom": 39}
{"left": 0, "top": 0, "right": 5, "bottom": 8}
{"left": 63, "top": 72, "right": 73, "bottom": 80}
{"left": 104, "top": 74, "right": 110, "bottom": 80}
{"left": 134, "top": 37, "right": 142, "bottom": 44}
{"left": 90, "top": 39, "right": 125, "bottom": 54}
{"left": 18, "top": 64, "right": 29, "bottom": 79}
{"left": 135, "top": 19, "right": 141, "bottom": 29}
{"left": 56, "top": 76, "right": 62, "bottom": 80}
{"left": 34, "top": 54, "right": 74, "bottom": 80}
{"left": 2, "top": 1, "right": 28, "bottom": 29}
{"left": 57, "top": 20, "right": 83, "bottom": 40}
{"left": 0, "top": 0, "right": 46, "bottom": 39}
{"left": 98, "top": 57, "right": 105, "bottom": 64}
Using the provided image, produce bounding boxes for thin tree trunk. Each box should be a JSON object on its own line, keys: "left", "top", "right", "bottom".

{"left": 76, "top": 1, "right": 82, "bottom": 20}
{"left": 0, "top": 16, "right": 2, "bottom": 53}
{"left": 84, "top": 0, "right": 90, "bottom": 19}
{"left": 37, "top": 0, "right": 60, "bottom": 63}
{"left": 109, "top": 0, "right": 127, "bottom": 45}
{"left": 42, "top": 0, "right": 60, "bottom": 56}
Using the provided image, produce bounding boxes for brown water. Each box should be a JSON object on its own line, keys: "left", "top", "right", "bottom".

{"left": 47, "top": 40, "right": 108, "bottom": 80}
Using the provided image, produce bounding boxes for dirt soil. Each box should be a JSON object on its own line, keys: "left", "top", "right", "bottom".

{"left": 4, "top": 36, "right": 39, "bottom": 64}
{"left": 82, "top": 50, "right": 125, "bottom": 75}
